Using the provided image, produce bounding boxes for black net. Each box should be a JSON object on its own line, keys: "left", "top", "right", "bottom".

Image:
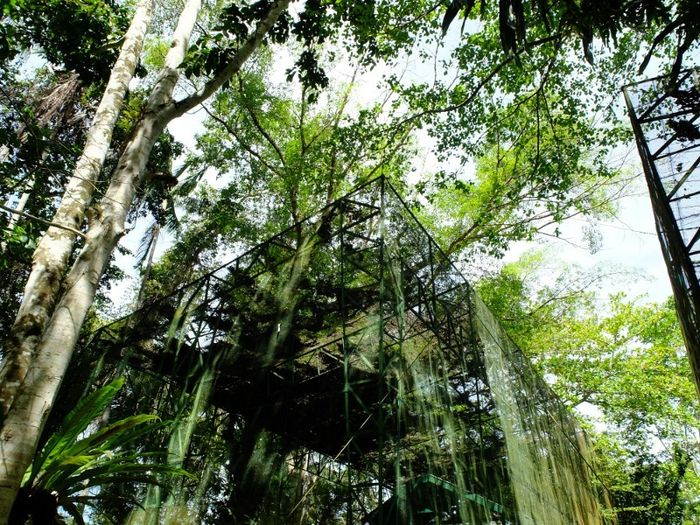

{"left": 623, "top": 69, "right": 700, "bottom": 397}
{"left": 80, "top": 177, "right": 609, "bottom": 524}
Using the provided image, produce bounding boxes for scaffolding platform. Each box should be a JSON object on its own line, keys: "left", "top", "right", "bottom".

{"left": 81, "top": 177, "right": 607, "bottom": 524}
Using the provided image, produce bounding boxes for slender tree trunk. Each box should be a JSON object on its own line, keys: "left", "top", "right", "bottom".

{"left": 0, "top": 0, "right": 154, "bottom": 416}
{"left": 1, "top": 185, "right": 32, "bottom": 241}
{"left": 0, "top": 0, "right": 291, "bottom": 520}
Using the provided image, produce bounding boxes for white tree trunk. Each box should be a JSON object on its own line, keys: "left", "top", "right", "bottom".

{"left": 0, "top": 110, "right": 169, "bottom": 523}
{"left": 0, "top": 0, "right": 154, "bottom": 517}
{"left": 1, "top": 185, "right": 32, "bottom": 243}
{"left": 0, "top": 0, "right": 154, "bottom": 416}
{"left": 0, "top": 0, "right": 291, "bottom": 519}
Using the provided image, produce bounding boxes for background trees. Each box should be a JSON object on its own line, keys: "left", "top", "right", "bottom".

{"left": 0, "top": 0, "right": 697, "bottom": 522}
{"left": 478, "top": 252, "right": 700, "bottom": 523}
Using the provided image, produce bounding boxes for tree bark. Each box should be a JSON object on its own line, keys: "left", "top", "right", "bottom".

{"left": 0, "top": 0, "right": 155, "bottom": 416}
{"left": 0, "top": 0, "right": 291, "bottom": 520}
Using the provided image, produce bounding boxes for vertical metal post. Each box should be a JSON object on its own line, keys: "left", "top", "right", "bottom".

{"left": 340, "top": 198, "right": 354, "bottom": 525}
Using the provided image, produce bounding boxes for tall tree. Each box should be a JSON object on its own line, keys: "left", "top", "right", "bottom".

{"left": 0, "top": 0, "right": 294, "bottom": 516}
{"left": 382, "top": 1, "right": 698, "bottom": 263}
{"left": 413, "top": 101, "right": 625, "bottom": 259}
{"left": 0, "top": 0, "right": 155, "bottom": 425}
{"left": 140, "top": 58, "right": 413, "bottom": 300}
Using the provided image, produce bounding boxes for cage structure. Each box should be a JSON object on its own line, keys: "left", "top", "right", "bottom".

{"left": 81, "top": 177, "right": 608, "bottom": 524}
{"left": 624, "top": 69, "right": 700, "bottom": 396}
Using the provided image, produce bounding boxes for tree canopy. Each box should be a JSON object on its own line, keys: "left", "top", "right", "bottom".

{"left": 0, "top": 0, "right": 698, "bottom": 523}
{"left": 478, "top": 251, "right": 700, "bottom": 522}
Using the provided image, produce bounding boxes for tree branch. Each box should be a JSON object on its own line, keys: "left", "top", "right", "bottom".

{"left": 238, "top": 77, "right": 287, "bottom": 168}
{"left": 201, "top": 105, "right": 283, "bottom": 177}
{"left": 168, "top": 0, "right": 292, "bottom": 120}
{"left": 0, "top": 203, "right": 87, "bottom": 239}
{"left": 395, "top": 34, "right": 561, "bottom": 128}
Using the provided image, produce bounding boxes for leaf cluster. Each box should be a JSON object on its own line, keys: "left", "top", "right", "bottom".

{"left": 415, "top": 99, "right": 622, "bottom": 258}
{"left": 612, "top": 446, "right": 693, "bottom": 525}
{"left": 184, "top": 0, "right": 438, "bottom": 102}
{"left": 9, "top": 378, "right": 190, "bottom": 525}
{"left": 478, "top": 253, "right": 700, "bottom": 520}
{"left": 1, "top": 0, "right": 131, "bottom": 82}
{"left": 441, "top": 0, "right": 695, "bottom": 77}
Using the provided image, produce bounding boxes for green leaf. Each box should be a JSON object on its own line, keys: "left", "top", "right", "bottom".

{"left": 29, "top": 378, "right": 125, "bottom": 485}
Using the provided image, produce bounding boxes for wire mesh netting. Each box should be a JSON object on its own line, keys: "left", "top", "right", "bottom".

{"left": 623, "top": 69, "right": 700, "bottom": 396}
{"left": 79, "top": 177, "right": 610, "bottom": 524}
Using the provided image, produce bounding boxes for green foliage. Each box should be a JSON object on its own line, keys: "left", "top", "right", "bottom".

{"left": 608, "top": 445, "right": 693, "bottom": 525}
{"left": 415, "top": 103, "right": 622, "bottom": 257}
{"left": 477, "top": 252, "right": 700, "bottom": 522}
{"left": 0, "top": 223, "right": 36, "bottom": 266}
{"left": 142, "top": 36, "right": 170, "bottom": 72}
{"left": 441, "top": 0, "right": 697, "bottom": 78}
{"left": 8, "top": 378, "right": 190, "bottom": 525}
{"left": 183, "top": 0, "right": 437, "bottom": 100}
{"left": 383, "top": 3, "right": 699, "bottom": 259}
{"left": 1, "top": 0, "right": 130, "bottom": 82}
{"left": 1, "top": 0, "right": 698, "bottom": 521}
{"left": 387, "top": 1, "right": 681, "bottom": 261}
{"left": 144, "top": 56, "right": 414, "bottom": 299}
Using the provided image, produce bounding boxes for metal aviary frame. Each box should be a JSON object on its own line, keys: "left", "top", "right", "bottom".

{"left": 624, "top": 69, "right": 700, "bottom": 397}
{"left": 77, "top": 176, "right": 610, "bottom": 524}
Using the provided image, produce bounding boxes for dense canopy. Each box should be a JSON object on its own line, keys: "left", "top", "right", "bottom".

{"left": 0, "top": 0, "right": 698, "bottom": 523}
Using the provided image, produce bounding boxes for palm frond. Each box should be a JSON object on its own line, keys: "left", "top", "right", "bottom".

{"left": 135, "top": 220, "right": 160, "bottom": 270}
{"left": 28, "top": 378, "right": 125, "bottom": 485}
{"left": 17, "top": 378, "right": 191, "bottom": 524}
{"left": 173, "top": 163, "right": 206, "bottom": 198}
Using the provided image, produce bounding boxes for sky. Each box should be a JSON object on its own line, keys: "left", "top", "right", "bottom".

{"left": 503, "top": 157, "right": 673, "bottom": 302}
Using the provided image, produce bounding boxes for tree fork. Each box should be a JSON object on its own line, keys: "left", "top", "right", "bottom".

{"left": 0, "top": 0, "right": 291, "bottom": 520}
{"left": 0, "top": 0, "right": 155, "bottom": 417}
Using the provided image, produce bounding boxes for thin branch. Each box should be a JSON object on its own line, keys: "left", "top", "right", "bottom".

{"left": 395, "top": 34, "right": 561, "bottom": 128}
{"left": 201, "top": 104, "right": 283, "bottom": 176}
{"left": 0, "top": 203, "right": 87, "bottom": 239}
{"left": 537, "top": 230, "right": 584, "bottom": 249}
{"left": 316, "top": 63, "right": 364, "bottom": 186}
{"left": 526, "top": 271, "right": 626, "bottom": 317}
{"left": 638, "top": 18, "right": 682, "bottom": 74}
{"left": 238, "top": 77, "right": 287, "bottom": 168}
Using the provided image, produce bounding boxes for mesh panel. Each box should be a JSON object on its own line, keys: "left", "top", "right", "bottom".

{"left": 80, "top": 177, "right": 610, "bottom": 524}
